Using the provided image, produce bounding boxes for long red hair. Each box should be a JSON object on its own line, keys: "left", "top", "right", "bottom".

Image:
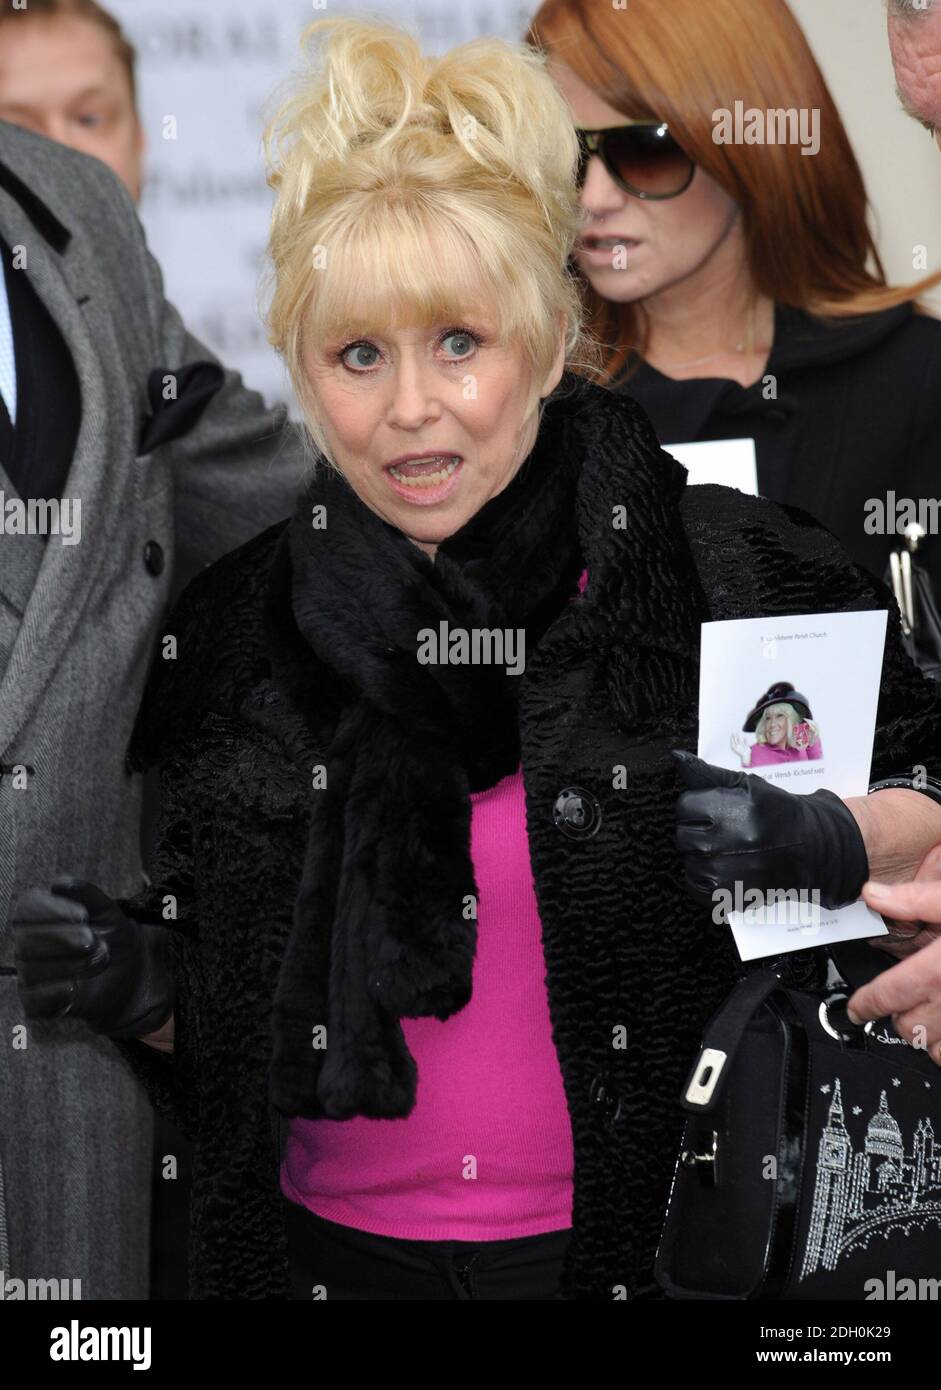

{"left": 526, "top": 0, "right": 940, "bottom": 384}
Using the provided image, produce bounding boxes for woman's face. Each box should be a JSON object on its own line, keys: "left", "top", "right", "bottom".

{"left": 549, "top": 60, "right": 742, "bottom": 307}
{"left": 300, "top": 299, "right": 564, "bottom": 557}
{"left": 763, "top": 708, "right": 789, "bottom": 748}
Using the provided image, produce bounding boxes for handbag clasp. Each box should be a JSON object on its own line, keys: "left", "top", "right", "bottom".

{"left": 681, "top": 1130, "right": 719, "bottom": 1187}
{"left": 684, "top": 1046, "right": 727, "bottom": 1106}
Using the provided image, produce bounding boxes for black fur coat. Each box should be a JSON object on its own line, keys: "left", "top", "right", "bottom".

{"left": 115, "top": 375, "right": 941, "bottom": 1299}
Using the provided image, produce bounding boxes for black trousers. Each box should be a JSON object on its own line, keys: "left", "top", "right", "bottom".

{"left": 284, "top": 1196, "right": 572, "bottom": 1300}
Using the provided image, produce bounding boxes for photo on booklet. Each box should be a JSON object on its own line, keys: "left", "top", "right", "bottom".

{"left": 697, "top": 610, "right": 889, "bottom": 960}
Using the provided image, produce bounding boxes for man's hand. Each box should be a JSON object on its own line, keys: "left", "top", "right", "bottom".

{"left": 861, "top": 845, "right": 941, "bottom": 960}
{"left": 846, "top": 849, "right": 941, "bottom": 1064}
{"left": 12, "top": 878, "right": 174, "bottom": 1040}
{"left": 848, "top": 928, "right": 941, "bottom": 1067}
{"left": 673, "top": 750, "right": 869, "bottom": 911}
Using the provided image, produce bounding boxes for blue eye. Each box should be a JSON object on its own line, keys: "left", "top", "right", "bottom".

{"left": 340, "top": 342, "right": 381, "bottom": 370}
{"left": 335, "top": 326, "right": 483, "bottom": 374}
{"left": 441, "top": 330, "right": 478, "bottom": 358}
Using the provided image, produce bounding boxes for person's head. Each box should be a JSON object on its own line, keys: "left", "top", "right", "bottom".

{"left": 0, "top": 0, "right": 144, "bottom": 202}
{"left": 756, "top": 703, "right": 798, "bottom": 749}
{"left": 527, "top": 0, "right": 939, "bottom": 381}
{"left": 547, "top": 59, "right": 743, "bottom": 330}
{"left": 887, "top": 0, "right": 941, "bottom": 148}
{"left": 261, "top": 17, "right": 600, "bottom": 557}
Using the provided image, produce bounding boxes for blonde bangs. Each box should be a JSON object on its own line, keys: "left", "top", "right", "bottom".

{"left": 283, "top": 198, "right": 555, "bottom": 464}
{"left": 305, "top": 201, "right": 509, "bottom": 349}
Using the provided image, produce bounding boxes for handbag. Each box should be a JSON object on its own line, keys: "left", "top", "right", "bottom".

{"left": 886, "top": 527, "right": 941, "bottom": 681}
{"left": 654, "top": 940, "right": 941, "bottom": 1300}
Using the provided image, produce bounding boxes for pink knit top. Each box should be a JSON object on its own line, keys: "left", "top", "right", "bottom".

{"left": 281, "top": 571, "right": 588, "bottom": 1239}
{"left": 280, "top": 767, "right": 575, "bottom": 1239}
{"left": 748, "top": 737, "right": 824, "bottom": 766}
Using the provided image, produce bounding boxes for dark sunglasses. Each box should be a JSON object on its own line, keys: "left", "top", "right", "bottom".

{"left": 575, "top": 122, "right": 695, "bottom": 200}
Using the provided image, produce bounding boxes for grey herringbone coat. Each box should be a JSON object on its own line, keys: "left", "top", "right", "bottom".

{"left": 0, "top": 119, "right": 308, "bottom": 1298}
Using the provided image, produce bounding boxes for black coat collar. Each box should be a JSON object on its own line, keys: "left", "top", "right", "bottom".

{"left": 129, "top": 373, "right": 712, "bottom": 773}
{"left": 616, "top": 301, "right": 916, "bottom": 444}
{"left": 259, "top": 372, "right": 710, "bottom": 743}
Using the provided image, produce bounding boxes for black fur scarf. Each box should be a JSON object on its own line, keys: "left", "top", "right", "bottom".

{"left": 267, "top": 390, "right": 587, "bottom": 1119}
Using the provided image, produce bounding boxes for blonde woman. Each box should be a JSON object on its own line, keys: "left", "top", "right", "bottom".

{"left": 731, "top": 682, "right": 823, "bottom": 768}
{"left": 12, "top": 18, "right": 941, "bottom": 1301}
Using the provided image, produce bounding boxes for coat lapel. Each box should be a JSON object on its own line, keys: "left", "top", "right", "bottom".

{"left": 524, "top": 382, "right": 708, "bottom": 731}
{"left": 0, "top": 286, "right": 45, "bottom": 639}
{"left": 0, "top": 179, "right": 120, "bottom": 757}
{"left": 0, "top": 455, "right": 44, "bottom": 604}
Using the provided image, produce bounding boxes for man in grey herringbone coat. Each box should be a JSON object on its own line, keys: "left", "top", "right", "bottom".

{"left": 0, "top": 118, "right": 309, "bottom": 1299}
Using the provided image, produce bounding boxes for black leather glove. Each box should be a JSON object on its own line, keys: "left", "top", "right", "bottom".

{"left": 12, "top": 878, "right": 174, "bottom": 1039}
{"left": 673, "top": 750, "right": 869, "bottom": 912}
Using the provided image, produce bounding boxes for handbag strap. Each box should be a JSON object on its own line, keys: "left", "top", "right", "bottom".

{"left": 680, "top": 967, "right": 782, "bottom": 1115}
{"left": 681, "top": 942, "right": 897, "bottom": 1118}
{"left": 826, "top": 937, "right": 897, "bottom": 991}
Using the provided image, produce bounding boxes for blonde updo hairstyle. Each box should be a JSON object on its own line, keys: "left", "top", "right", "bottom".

{"left": 261, "top": 16, "right": 601, "bottom": 468}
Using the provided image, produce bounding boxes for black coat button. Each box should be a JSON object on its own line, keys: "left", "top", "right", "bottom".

{"left": 553, "top": 786, "right": 602, "bottom": 838}
{"left": 143, "top": 540, "right": 165, "bottom": 576}
{"left": 589, "top": 1073, "right": 624, "bottom": 1131}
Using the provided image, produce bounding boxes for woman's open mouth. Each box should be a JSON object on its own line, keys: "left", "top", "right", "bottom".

{"left": 578, "top": 235, "right": 640, "bottom": 264}
{"left": 384, "top": 455, "right": 463, "bottom": 505}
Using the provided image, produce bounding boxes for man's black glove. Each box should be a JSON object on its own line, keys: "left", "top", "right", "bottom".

{"left": 12, "top": 878, "right": 174, "bottom": 1039}
{"left": 673, "top": 750, "right": 869, "bottom": 912}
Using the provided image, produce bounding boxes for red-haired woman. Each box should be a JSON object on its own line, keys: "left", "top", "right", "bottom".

{"left": 529, "top": 0, "right": 941, "bottom": 606}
